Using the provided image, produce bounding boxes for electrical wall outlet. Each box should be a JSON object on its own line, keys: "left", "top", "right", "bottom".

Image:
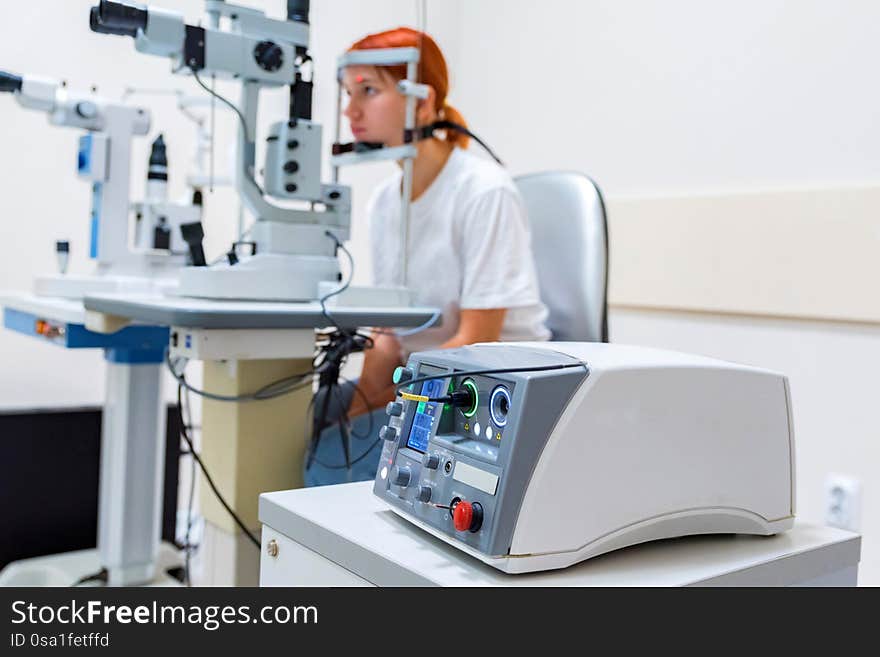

{"left": 824, "top": 474, "right": 863, "bottom": 532}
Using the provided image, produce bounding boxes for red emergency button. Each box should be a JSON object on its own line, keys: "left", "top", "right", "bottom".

{"left": 452, "top": 500, "right": 483, "bottom": 533}
{"left": 453, "top": 501, "right": 473, "bottom": 531}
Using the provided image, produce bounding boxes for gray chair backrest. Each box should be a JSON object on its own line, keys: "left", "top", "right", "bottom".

{"left": 514, "top": 171, "right": 609, "bottom": 343}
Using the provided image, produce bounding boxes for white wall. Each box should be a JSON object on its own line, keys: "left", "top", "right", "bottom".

{"left": 455, "top": 0, "right": 880, "bottom": 194}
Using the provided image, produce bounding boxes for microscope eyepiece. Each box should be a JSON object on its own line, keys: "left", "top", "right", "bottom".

{"left": 89, "top": 1, "right": 148, "bottom": 38}
{"left": 0, "top": 70, "right": 23, "bottom": 93}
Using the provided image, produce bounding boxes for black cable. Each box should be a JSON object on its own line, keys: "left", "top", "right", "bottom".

{"left": 419, "top": 120, "right": 504, "bottom": 166}
{"left": 304, "top": 379, "right": 381, "bottom": 471}
{"left": 306, "top": 328, "right": 374, "bottom": 468}
{"left": 396, "top": 361, "right": 589, "bottom": 395}
{"left": 167, "top": 353, "right": 316, "bottom": 402}
{"left": 176, "top": 383, "right": 260, "bottom": 550}
{"left": 184, "top": 441, "right": 195, "bottom": 587}
{"left": 189, "top": 67, "right": 264, "bottom": 196}
{"left": 182, "top": 386, "right": 197, "bottom": 587}
{"left": 72, "top": 568, "right": 108, "bottom": 587}
{"left": 319, "top": 230, "right": 354, "bottom": 330}
{"left": 334, "top": 375, "right": 375, "bottom": 440}
{"left": 190, "top": 67, "right": 248, "bottom": 145}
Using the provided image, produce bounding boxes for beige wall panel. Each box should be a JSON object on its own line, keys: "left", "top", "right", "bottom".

{"left": 607, "top": 186, "right": 880, "bottom": 323}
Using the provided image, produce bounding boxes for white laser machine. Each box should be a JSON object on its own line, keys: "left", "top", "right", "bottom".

{"left": 374, "top": 342, "right": 796, "bottom": 574}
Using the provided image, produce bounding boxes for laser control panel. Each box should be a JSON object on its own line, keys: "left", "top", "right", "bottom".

{"left": 372, "top": 344, "right": 588, "bottom": 558}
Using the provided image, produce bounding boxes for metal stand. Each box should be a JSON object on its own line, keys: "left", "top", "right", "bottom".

{"left": 97, "top": 355, "right": 166, "bottom": 586}
{"left": 0, "top": 296, "right": 177, "bottom": 587}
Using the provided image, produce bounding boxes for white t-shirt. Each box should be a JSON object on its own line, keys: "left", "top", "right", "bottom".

{"left": 366, "top": 146, "right": 551, "bottom": 354}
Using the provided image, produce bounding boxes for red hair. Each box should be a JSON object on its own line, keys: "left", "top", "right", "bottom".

{"left": 349, "top": 27, "right": 469, "bottom": 148}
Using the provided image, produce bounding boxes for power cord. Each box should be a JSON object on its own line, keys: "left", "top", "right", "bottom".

{"left": 181, "top": 385, "right": 197, "bottom": 587}
{"left": 71, "top": 568, "right": 108, "bottom": 587}
{"left": 395, "top": 361, "right": 589, "bottom": 399}
{"left": 189, "top": 67, "right": 265, "bottom": 196}
{"left": 176, "top": 382, "right": 260, "bottom": 550}
{"left": 167, "top": 353, "right": 316, "bottom": 403}
{"left": 303, "top": 378, "right": 382, "bottom": 470}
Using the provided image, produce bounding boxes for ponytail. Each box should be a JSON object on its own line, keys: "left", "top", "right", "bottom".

{"left": 439, "top": 102, "right": 469, "bottom": 148}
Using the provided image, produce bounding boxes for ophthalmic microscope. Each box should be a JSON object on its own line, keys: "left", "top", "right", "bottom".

{"left": 0, "top": 70, "right": 203, "bottom": 299}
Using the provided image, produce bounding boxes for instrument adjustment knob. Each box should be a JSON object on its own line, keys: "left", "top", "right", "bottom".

{"left": 392, "top": 366, "right": 414, "bottom": 384}
{"left": 391, "top": 465, "right": 411, "bottom": 487}
{"left": 254, "top": 40, "right": 284, "bottom": 72}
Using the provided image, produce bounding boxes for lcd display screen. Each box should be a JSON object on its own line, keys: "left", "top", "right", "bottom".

{"left": 404, "top": 377, "right": 446, "bottom": 453}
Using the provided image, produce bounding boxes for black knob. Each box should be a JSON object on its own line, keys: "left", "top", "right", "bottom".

{"left": 379, "top": 426, "right": 398, "bottom": 442}
{"left": 391, "top": 466, "right": 411, "bottom": 487}
{"left": 386, "top": 401, "right": 403, "bottom": 417}
{"left": 328, "top": 190, "right": 341, "bottom": 200}
{"left": 287, "top": 139, "right": 299, "bottom": 149}
{"left": 283, "top": 160, "right": 299, "bottom": 174}
{"left": 422, "top": 453, "right": 440, "bottom": 469}
{"left": 418, "top": 486, "right": 433, "bottom": 503}
{"left": 285, "top": 183, "right": 297, "bottom": 193}
{"left": 254, "top": 40, "right": 284, "bottom": 72}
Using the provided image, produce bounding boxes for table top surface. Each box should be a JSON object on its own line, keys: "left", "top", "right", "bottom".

{"left": 0, "top": 292, "right": 87, "bottom": 325}
{"left": 2, "top": 291, "right": 439, "bottom": 330}
{"left": 260, "top": 481, "right": 861, "bottom": 586}
{"left": 83, "top": 292, "right": 439, "bottom": 329}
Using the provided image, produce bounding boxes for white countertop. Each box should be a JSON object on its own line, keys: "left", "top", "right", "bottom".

{"left": 260, "top": 481, "right": 861, "bottom": 586}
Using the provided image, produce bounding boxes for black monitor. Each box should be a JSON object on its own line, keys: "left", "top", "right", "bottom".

{"left": 0, "top": 406, "right": 180, "bottom": 569}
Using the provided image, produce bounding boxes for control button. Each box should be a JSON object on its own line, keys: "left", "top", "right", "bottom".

{"left": 283, "top": 160, "right": 299, "bottom": 174}
{"left": 386, "top": 401, "right": 403, "bottom": 417}
{"left": 485, "top": 425, "right": 492, "bottom": 439}
{"left": 418, "top": 485, "right": 432, "bottom": 503}
{"left": 422, "top": 453, "right": 440, "bottom": 469}
{"left": 285, "top": 183, "right": 298, "bottom": 193}
{"left": 460, "top": 379, "right": 479, "bottom": 418}
{"left": 379, "top": 425, "right": 397, "bottom": 442}
{"left": 287, "top": 139, "right": 299, "bottom": 149}
{"left": 474, "top": 422, "right": 481, "bottom": 437}
{"left": 452, "top": 500, "right": 484, "bottom": 533}
{"left": 392, "top": 366, "right": 414, "bottom": 384}
{"left": 391, "top": 465, "right": 411, "bottom": 487}
{"left": 75, "top": 101, "right": 98, "bottom": 119}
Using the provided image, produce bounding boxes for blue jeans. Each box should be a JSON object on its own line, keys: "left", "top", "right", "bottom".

{"left": 303, "top": 379, "right": 386, "bottom": 487}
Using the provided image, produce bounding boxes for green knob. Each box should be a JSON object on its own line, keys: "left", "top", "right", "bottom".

{"left": 393, "top": 366, "right": 413, "bottom": 384}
